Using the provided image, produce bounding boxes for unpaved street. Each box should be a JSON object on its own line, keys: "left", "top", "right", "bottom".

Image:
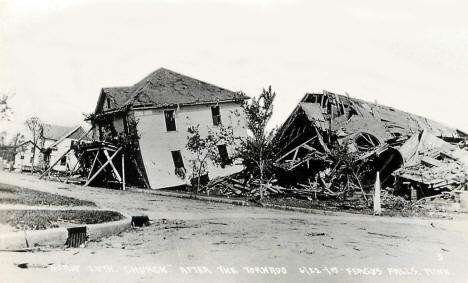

{"left": 0, "top": 171, "right": 467, "bottom": 283}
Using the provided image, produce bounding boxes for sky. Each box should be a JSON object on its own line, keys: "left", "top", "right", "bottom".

{"left": 1, "top": 0, "right": 468, "bottom": 140}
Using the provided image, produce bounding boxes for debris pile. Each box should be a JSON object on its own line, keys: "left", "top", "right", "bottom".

{"left": 270, "top": 91, "right": 468, "bottom": 201}
{"left": 393, "top": 131, "right": 468, "bottom": 198}
{"left": 200, "top": 91, "right": 468, "bottom": 205}
{"left": 202, "top": 174, "right": 322, "bottom": 199}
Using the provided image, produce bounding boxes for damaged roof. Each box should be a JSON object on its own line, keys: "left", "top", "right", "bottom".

{"left": 278, "top": 91, "right": 466, "bottom": 147}
{"left": 42, "top": 124, "right": 77, "bottom": 141}
{"left": 96, "top": 68, "right": 249, "bottom": 113}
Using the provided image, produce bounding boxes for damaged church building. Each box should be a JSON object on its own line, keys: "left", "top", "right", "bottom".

{"left": 274, "top": 91, "right": 468, "bottom": 200}
{"left": 83, "top": 68, "right": 249, "bottom": 189}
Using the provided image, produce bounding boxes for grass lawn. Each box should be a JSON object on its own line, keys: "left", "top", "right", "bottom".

{"left": 0, "top": 183, "right": 96, "bottom": 207}
{"left": 164, "top": 187, "right": 451, "bottom": 218}
{"left": 0, "top": 209, "right": 123, "bottom": 230}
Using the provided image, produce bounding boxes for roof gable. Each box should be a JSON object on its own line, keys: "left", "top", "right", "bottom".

{"left": 47, "top": 126, "right": 86, "bottom": 148}
{"left": 42, "top": 124, "right": 76, "bottom": 140}
{"left": 96, "top": 68, "right": 248, "bottom": 113}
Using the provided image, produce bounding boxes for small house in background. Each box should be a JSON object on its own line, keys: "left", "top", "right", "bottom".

{"left": 90, "top": 68, "right": 249, "bottom": 189}
{"left": 13, "top": 140, "right": 41, "bottom": 171}
{"left": 0, "top": 145, "right": 16, "bottom": 170}
{"left": 40, "top": 124, "right": 88, "bottom": 172}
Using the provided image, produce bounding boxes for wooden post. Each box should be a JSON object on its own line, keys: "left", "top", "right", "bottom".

{"left": 410, "top": 186, "right": 418, "bottom": 201}
{"left": 121, "top": 154, "right": 125, "bottom": 191}
{"left": 373, "top": 171, "right": 382, "bottom": 215}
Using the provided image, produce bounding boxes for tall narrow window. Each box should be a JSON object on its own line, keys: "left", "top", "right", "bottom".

{"left": 211, "top": 105, "right": 221, "bottom": 126}
{"left": 106, "top": 97, "right": 111, "bottom": 109}
{"left": 217, "top": 144, "right": 231, "bottom": 167}
{"left": 164, "top": 110, "right": 177, "bottom": 131}
{"left": 171, "top": 150, "right": 185, "bottom": 169}
{"left": 171, "top": 150, "right": 186, "bottom": 179}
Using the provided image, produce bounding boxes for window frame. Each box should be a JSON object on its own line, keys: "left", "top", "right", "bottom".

{"left": 217, "top": 144, "right": 231, "bottom": 167}
{"left": 171, "top": 150, "right": 185, "bottom": 169}
{"left": 211, "top": 105, "right": 222, "bottom": 126}
{"left": 164, "top": 109, "right": 177, "bottom": 132}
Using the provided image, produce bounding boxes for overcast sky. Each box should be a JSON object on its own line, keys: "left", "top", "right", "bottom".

{"left": 1, "top": 0, "right": 468, "bottom": 139}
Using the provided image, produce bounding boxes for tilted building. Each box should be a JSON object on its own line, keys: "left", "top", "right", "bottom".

{"left": 90, "top": 68, "right": 249, "bottom": 189}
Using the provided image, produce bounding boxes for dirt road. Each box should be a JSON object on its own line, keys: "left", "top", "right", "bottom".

{"left": 0, "top": 171, "right": 467, "bottom": 283}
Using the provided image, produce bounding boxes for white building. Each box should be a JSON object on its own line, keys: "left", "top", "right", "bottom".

{"left": 13, "top": 124, "right": 88, "bottom": 173}
{"left": 92, "top": 68, "right": 249, "bottom": 189}
{"left": 41, "top": 124, "right": 88, "bottom": 172}
{"left": 13, "top": 140, "right": 41, "bottom": 171}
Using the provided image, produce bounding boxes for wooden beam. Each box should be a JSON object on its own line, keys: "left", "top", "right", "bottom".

{"left": 84, "top": 147, "right": 122, "bottom": 187}
{"left": 276, "top": 136, "right": 317, "bottom": 162}
{"left": 302, "top": 144, "right": 316, "bottom": 152}
{"left": 103, "top": 149, "right": 122, "bottom": 182}
{"left": 292, "top": 148, "right": 299, "bottom": 161}
{"left": 87, "top": 151, "right": 100, "bottom": 180}
{"left": 121, "top": 154, "right": 125, "bottom": 191}
{"left": 65, "top": 154, "right": 83, "bottom": 183}
{"left": 39, "top": 147, "right": 73, "bottom": 179}
{"left": 132, "top": 158, "right": 150, "bottom": 189}
{"left": 313, "top": 126, "right": 330, "bottom": 154}
{"left": 39, "top": 127, "right": 93, "bottom": 179}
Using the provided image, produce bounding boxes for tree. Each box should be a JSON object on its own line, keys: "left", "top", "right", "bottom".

{"left": 236, "top": 86, "right": 277, "bottom": 199}
{"left": 24, "top": 117, "right": 43, "bottom": 172}
{"left": 185, "top": 86, "right": 277, "bottom": 198}
{"left": 0, "top": 131, "right": 6, "bottom": 146}
{"left": 320, "top": 138, "right": 376, "bottom": 203}
{"left": 10, "top": 132, "right": 25, "bottom": 147}
{"left": 0, "top": 95, "right": 12, "bottom": 120}
{"left": 186, "top": 124, "right": 236, "bottom": 192}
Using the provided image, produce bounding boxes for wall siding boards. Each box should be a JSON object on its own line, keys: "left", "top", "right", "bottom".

{"left": 134, "top": 102, "right": 247, "bottom": 189}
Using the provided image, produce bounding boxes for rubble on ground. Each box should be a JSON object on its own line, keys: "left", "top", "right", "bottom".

{"left": 271, "top": 91, "right": 468, "bottom": 202}
{"left": 196, "top": 91, "right": 468, "bottom": 209}
{"left": 393, "top": 131, "right": 468, "bottom": 198}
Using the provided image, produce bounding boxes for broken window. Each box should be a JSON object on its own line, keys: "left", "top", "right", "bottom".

{"left": 171, "top": 150, "right": 184, "bottom": 169}
{"left": 106, "top": 97, "right": 111, "bottom": 109}
{"left": 211, "top": 105, "right": 221, "bottom": 126}
{"left": 217, "top": 144, "right": 231, "bottom": 167}
{"left": 60, "top": 156, "right": 66, "bottom": 166}
{"left": 171, "top": 150, "right": 186, "bottom": 178}
{"left": 355, "top": 132, "right": 380, "bottom": 151}
{"left": 164, "top": 110, "right": 177, "bottom": 131}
